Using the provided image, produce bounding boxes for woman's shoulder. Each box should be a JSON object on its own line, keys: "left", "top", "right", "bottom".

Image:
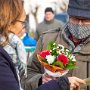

{"left": 0, "top": 46, "right": 13, "bottom": 62}
{"left": 0, "top": 46, "right": 19, "bottom": 90}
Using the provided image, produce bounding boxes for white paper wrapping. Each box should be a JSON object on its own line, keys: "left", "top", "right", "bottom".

{"left": 44, "top": 68, "right": 69, "bottom": 77}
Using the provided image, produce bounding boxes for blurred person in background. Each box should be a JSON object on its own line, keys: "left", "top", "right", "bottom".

{"left": 34, "top": 7, "right": 64, "bottom": 41}
{"left": 23, "top": 0, "right": 69, "bottom": 36}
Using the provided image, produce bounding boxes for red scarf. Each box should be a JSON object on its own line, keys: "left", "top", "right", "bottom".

{"left": 69, "top": 34, "right": 87, "bottom": 47}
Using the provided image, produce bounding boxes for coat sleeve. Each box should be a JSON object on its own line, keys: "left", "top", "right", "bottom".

{"left": 25, "top": 37, "right": 44, "bottom": 90}
{"left": 25, "top": 28, "right": 62, "bottom": 90}
{"left": 0, "top": 47, "right": 19, "bottom": 90}
{"left": 35, "top": 77, "right": 70, "bottom": 90}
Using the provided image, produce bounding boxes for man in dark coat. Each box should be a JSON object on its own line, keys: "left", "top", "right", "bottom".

{"left": 0, "top": 46, "right": 19, "bottom": 90}
{"left": 25, "top": 0, "right": 90, "bottom": 90}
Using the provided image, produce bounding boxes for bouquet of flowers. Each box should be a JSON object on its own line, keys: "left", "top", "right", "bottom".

{"left": 37, "top": 42, "right": 77, "bottom": 77}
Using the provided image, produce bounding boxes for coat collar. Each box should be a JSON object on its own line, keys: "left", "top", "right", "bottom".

{"left": 62, "top": 23, "right": 90, "bottom": 54}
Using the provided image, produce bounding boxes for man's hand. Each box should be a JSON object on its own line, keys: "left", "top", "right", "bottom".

{"left": 42, "top": 73, "right": 57, "bottom": 84}
{"left": 68, "top": 77, "right": 86, "bottom": 90}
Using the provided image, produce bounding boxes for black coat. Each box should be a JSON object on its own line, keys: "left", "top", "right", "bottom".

{"left": 35, "top": 77, "right": 70, "bottom": 90}
{"left": 0, "top": 46, "right": 19, "bottom": 90}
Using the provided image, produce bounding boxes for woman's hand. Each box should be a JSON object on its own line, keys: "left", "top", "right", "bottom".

{"left": 68, "top": 77, "right": 86, "bottom": 90}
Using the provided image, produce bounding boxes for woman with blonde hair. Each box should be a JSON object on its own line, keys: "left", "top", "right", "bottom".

{"left": 0, "top": 0, "right": 27, "bottom": 89}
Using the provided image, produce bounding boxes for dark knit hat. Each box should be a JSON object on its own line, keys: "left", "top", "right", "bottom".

{"left": 45, "top": 7, "right": 54, "bottom": 14}
{"left": 68, "top": 0, "right": 90, "bottom": 18}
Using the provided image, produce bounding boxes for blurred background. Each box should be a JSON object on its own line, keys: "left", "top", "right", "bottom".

{"left": 23, "top": 0, "right": 69, "bottom": 37}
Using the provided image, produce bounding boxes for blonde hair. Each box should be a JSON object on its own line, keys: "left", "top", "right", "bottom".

{"left": 0, "top": 0, "right": 23, "bottom": 46}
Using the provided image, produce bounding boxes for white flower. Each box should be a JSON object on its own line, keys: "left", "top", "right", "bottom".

{"left": 57, "top": 50, "right": 61, "bottom": 54}
{"left": 53, "top": 43, "right": 56, "bottom": 45}
{"left": 58, "top": 44, "right": 64, "bottom": 50}
{"left": 69, "top": 55, "right": 76, "bottom": 61}
{"left": 46, "top": 55, "right": 55, "bottom": 64}
{"left": 53, "top": 48, "right": 56, "bottom": 50}
{"left": 57, "top": 44, "right": 65, "bottom": 53}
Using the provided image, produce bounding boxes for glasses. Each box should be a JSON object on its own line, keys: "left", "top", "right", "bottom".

{"left": 16, "top": 20, "right": 27, "bottom": 29}
{"left": 70, "top": 17, "right": 90, "bottom": 26}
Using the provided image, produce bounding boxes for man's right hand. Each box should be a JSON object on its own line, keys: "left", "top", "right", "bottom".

{"left": 42, "top": 73, "right": 57, "bottom": 84}
{"left": 68, "top": 77, "right": 86, "bottom": 90}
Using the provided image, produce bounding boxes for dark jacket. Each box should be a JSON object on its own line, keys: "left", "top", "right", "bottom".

{"left": 25, "top": 26, "right": 90, "bottom": 90}
{"left": 0, "top": 46, "right": 19, "bottom": 90}
{"left": 35, "top": 77, "right": 70, "bottom": 90}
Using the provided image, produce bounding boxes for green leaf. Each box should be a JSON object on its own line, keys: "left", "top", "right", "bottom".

{"left": 47, "top": 41, "right": 54, "bottom": 50}
{"left": 68, "top": 61, "right": 75, "bottom": 64}
{"left": 47, "top": 41, "right": 57, "bottom": 50}
{"left": 40, "top": 56, "right": 47, "bottom": 63}
{"left": 65, "top": 61, "right": 77, "bottom": 69}
{"left": 65, "top": 65, "right": 77, "bottom": 69}
{"left": 53, "top": 61, "right": 64, "bottom": 68}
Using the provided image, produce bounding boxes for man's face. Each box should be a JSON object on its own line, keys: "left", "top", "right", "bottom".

{"left": 69, "top": 17, "right": 90, "bottom": 26}
{"left": 45, "top": 12, "right": 54, "bottom": 21}
{"left": 68, "top": 16, "right": 90, "bottom": 39}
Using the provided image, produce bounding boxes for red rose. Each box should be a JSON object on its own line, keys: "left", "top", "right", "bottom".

{"left": 39, "top": 50, "right": 51, "bottom": 58}
{"left": 57, "top": 54, "right": 68, "bottom": 65}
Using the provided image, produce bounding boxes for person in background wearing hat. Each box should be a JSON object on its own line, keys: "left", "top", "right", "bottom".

{"left": 25, "top": 0, "right": 90, "bottom": 90}
{"left": 34, "top": 7, "right": 64, "bottom": 41}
